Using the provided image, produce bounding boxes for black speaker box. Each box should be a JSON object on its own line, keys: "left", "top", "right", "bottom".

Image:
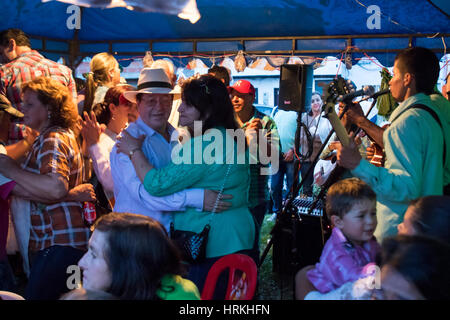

{"left": 272, "top": 214, "right": 330, "bottom": 275}
{"left": 278, "top": 64, "right": 313, "bottom": 113}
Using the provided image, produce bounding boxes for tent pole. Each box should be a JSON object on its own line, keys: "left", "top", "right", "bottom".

{"left": 68, "top": 7, "right": 83, "bottom": 71}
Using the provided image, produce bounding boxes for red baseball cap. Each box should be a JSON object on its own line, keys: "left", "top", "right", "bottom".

{"left": 228, "top": 80, "right": 255, "bottom": 97}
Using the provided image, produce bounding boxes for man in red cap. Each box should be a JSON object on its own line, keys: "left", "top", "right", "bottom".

{"left": 229, "top": 79, "right": 279, "bottom": 264}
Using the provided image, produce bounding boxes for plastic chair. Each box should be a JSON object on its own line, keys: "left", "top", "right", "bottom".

{"left": 201, "top": 254, "right": 257, "bottom": 300}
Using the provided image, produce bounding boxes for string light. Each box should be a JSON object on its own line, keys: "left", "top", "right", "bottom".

{"left": 114, "top": 44, "right": 448, "bottom": 74}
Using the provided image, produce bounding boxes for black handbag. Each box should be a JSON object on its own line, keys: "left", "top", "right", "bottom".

{"left": 170, "top": 165, "right": 232, "bottom": 264}
{"left": 170, "top": 222, "right": 210, "bottom": 263}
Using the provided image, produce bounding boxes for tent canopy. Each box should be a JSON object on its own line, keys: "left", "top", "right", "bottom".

{"left": 1, "top": 0, "right": 449, "bottom": 67}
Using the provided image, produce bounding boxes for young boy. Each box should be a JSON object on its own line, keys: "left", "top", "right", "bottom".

{"left": 296, "top": 178, "right": 380, "bottom": 298}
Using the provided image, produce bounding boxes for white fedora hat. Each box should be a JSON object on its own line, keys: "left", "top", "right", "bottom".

{"left": 122, "top": 68, "right": 180, "bottom": 103}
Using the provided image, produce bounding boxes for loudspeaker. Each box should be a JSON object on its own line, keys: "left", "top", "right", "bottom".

{"left": 272, "top": 215, "right": 330, "bottom": 275}
{"left": 278, "top": 64, "right": 313, "bottom": 113}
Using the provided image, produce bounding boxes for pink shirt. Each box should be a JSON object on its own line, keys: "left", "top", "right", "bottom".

{"left": 307, "top": 227, "right": 380, "bottom": 293}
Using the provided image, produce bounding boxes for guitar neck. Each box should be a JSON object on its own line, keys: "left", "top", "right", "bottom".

{"left": 323, "top": 103, "right": 349, "bottom": 147}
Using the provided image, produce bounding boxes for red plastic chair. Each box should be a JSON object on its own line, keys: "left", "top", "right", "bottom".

{"left": 201, "top": 254, "right": 257, "bottom": 300}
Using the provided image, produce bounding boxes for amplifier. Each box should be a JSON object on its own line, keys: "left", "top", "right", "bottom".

{"left": 272, "top": 196, "right": 331, "bottom": 275}
{"left": 291, "top": 196, "right": 324, "bottom": 217}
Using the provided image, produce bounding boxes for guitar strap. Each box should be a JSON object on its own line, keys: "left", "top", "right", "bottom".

{"left": 392, "top": 104, "right": 446, "bottom": 164}
{"left": 391, "top": 103, "right": 448, "bottom": 194}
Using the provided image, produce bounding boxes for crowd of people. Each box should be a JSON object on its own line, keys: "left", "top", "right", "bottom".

{"left": 0, "top": 28, "right": 449, "bottom": 300}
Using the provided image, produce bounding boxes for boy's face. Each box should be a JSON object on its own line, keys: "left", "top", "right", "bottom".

{"left": 333, "top": 198, "right": 377, "bottom": 245}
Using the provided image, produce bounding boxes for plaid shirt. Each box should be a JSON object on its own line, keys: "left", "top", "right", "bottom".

{"left": 23, "top": 126, "right": 89, "bottom": 252}
{"left": 0, "top": 50, "right": 76, "bottom": 143}
{"left": 242, "top": 108, "right": 280, "bottom": 208}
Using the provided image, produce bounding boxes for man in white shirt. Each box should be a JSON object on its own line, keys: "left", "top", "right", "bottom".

{"left": 110, "top": 68, "right": 228, "bottom": 231}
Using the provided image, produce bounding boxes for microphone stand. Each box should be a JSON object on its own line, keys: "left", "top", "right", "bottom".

{"left": 259, "top": 103, "right": 347, "bottom": 268}
{"left": 305, "top": 96, "right": 380, "bottom": 225}
{"left": 259, "top": 96, "right": 380, "bottom": 269}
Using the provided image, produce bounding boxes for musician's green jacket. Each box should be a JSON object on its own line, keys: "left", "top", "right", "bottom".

{"left": 351, "top": 93, "right": 450, "bottom": 240}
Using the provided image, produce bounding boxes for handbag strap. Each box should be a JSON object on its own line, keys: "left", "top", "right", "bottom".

{"left": 209, "top": 164, "right": 232, "bottom": 220}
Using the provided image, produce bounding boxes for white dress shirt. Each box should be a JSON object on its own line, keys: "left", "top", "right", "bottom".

{"left": 0, "top": 144, "right": 12, "bottom": 186}
{"left": 110, "top": 117, "right": 204, "bottom": 231}
{"left": 88, "top": 128, "right": 117, "bottom": 200}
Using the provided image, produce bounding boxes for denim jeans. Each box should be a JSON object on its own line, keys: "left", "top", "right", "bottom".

{"left": 25, "top": 245, "right": 86, "bottom": 300}
{"left": 299, "top": 161, "right": 314, "bottom": 196}
{"left": 249, "top": 201, "right": 269, "bottom": 267}
{"left": 270, "top": 159, "right": 295, "bottom": 213}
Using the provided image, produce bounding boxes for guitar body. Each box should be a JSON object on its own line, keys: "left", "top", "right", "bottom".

{"left": 369, "top": 142, "right": 385, "bottom": 167}
{"left": 366, "top": 123, "right": 389, "bottom": 167}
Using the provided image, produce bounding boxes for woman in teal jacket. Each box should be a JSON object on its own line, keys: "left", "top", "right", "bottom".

{"left": 116, "top": 75, "right": 255, "bottom": 295}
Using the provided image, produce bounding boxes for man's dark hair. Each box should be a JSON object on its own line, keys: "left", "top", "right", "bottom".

{"left": 208, "top": 65, "right": 231, "bottom": 86}
{"left": 0, "top": 28, "right": 31, "bottom": 48}
{"left": 394, "top": 47, "right": 439, "bottom": 95}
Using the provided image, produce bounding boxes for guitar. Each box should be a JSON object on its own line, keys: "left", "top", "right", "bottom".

{"left": 323, "top": 76, "right": 387, "bottom": 168}
{"left": 322, "top": 76, "right": 355, "bottom": 148}
{"left": 368, "top": 142, "right": 384, "bottom": 167}
{"left": 367, "top": 123, "right": 390, "bottom": 167}
{"left": 306, "top": 76, "right": 355, "bottom": 215}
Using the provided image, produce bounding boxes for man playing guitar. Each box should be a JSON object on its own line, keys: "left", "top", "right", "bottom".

{"left": 331, "top": 47, "right": 450, "bottom": 241}
{"left": 339, "top": 102, "right": 389, "bottom": 167}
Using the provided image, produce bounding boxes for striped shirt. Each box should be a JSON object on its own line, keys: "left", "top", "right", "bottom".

{"left": 0, "top": 50, "right": 76, "bottom": 143}
{"left": 23, "top": 126, "right": 89, "bottom": 252}
{"left": 242, "top": 108, "right": 279, "bottom": 208}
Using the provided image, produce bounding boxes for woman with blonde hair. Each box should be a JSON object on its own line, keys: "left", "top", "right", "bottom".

{"left": 82, "top": 52, "right": 121, "bottom": 114}
{"left": 0, "top": 77, "right": 92, "bottom": 300}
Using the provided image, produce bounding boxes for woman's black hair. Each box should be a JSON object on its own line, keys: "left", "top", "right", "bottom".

{"left": 408, "top": 195, "right": 450, "bottom": 244}
{"left": 181, "top": 74, "right": 239, "bottom": 133}
{"left": 381, "top": 235, "right": 450, "bottom": 300}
